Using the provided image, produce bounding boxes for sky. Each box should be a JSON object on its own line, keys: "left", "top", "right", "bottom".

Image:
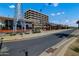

{"left": 0, "top": 3, "right": 79, "bottom": 27}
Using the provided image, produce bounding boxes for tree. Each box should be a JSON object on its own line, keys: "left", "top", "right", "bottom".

{"left": 76, "top": 20, "right": 79, "bottom": 29}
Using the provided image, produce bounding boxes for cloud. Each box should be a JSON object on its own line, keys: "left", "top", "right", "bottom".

{"left": 64, "top": 19, "right": 78, "bottom": 27}
{"left": 9, "top": 5, "right": 15, "bottom": 8}
{"left": 51, "top": 11, "right": 65, "bottom": 16}
{"left": 53, "top": 3, "right": 59, "bottom": 7}
{"left": 57, "top": 12, "right": 61, "bottom": 15}
{"left": 65, "top": 20, "right": 69, "bottom": 23}
{"left": 56, "top": 12, "right": 65, "bottom": 15}
{"left": 45, "top": 3, "right": 59, "bottom": 7}
{"left": 51, "top": 13, "right": 55, "bottom": 16}
{"left": 62, "top": 12, "right": 65, "bottom": 14}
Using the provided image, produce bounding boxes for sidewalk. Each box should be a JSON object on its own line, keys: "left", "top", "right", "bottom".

{"left": 52, "top": 37, "right": 77, "bottom": 56}
{"left": 0, "top": 29, "right": 69, "bottom": 42}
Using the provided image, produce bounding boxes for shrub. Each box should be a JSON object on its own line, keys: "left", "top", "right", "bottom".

{"left": 32, "top": 27, "right": 41, "bottom": 33}
{"left": 24, "top": 32, "right": 30, "bottom": 34}
{"left": 19, "top": 33, "right": 23, "bottom": 35}
{"left": 71, "top": 47, "right": 79, "bottom": 53}
{"left": 9, "top": 33, "right": 16, "bottom": 36}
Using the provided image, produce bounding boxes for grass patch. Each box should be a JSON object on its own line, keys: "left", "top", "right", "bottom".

{"left": 71, "top": 47, "right": 79, "bottom": 53}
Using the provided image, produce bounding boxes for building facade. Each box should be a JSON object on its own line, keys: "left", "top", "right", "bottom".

{"left": 0, "top": 16, "right": 32, "bottom": 32}
{"left": 0, "top": 16, "right": 13, "bottom": 30}
{"left": 24, "top": 9, "right": 48, "bottom": 29}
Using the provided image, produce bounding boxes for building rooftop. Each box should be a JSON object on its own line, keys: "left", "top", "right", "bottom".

{"left": 0, "top": 16, "right": 14, "bottom": 21}
{"left": 25, "top": 9, "right": 48, "bottom": 17}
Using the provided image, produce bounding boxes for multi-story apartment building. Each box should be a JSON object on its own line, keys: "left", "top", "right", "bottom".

{"left": 24, "top": 9, "right": 48, "bottom": 29}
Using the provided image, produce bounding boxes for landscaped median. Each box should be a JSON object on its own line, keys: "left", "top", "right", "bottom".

{"left": 0, "top": 29, "right": 69, "bottom": 42}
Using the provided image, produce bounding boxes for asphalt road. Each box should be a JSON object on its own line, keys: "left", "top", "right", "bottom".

{"left": 2, "top": 29, "right": 75, "bottom": 56}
